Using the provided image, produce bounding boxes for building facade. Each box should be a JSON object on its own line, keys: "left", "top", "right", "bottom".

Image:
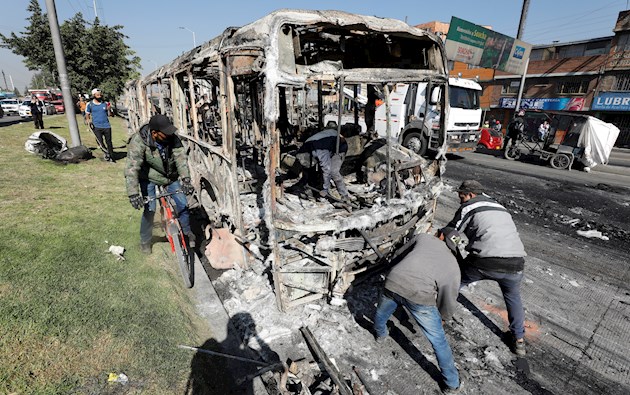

{"left": 417, "top": 11, "right": 630, "bottom": 147}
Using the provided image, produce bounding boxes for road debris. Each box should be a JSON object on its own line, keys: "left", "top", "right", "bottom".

{"left": 576, "top": 229, "right": 610, "bottom": 241}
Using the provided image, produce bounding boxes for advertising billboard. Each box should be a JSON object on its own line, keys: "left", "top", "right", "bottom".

{"left": 499, "top": 97, "right": 586, "bottom": 111}
{"left": 445, "top": 17, "right": 532, "bottom": 75}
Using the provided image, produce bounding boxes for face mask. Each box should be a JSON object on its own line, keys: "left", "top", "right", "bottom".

{"left": 94, "top": 97, "right": 102, "bottom": 103}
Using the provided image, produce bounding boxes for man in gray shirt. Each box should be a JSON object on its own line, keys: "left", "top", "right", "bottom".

{"left": 374, "top": 230, "right": 462, "bottom": 393}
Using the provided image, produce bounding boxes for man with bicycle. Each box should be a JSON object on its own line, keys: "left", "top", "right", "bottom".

{"left": 124, "top": 114, "right": 194, "bottom": 254}
{"left": 503, "top": 110, "right": 525, "bottom": 154}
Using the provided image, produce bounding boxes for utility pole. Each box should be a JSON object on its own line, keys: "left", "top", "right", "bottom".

{"left": 9, "top": 75, "right": 15, "bottom": 91}
{"left": 1, "top": 70, "right": 7, "bottom": 91}
{"left": 45, "top": 0, "right": 81, "bottom": 146}
{"left": 515, "top": 0, "right": 531, "bottom": 112}
{"left": 92, "top": 0, "right": 98, "bottom": 18}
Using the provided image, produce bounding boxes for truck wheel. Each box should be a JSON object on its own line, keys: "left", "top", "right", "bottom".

{"left": 403, "top": 132, "right": 428, "bottom": 156}
{"left": 550, "top": 153, "right": 570, "bottom": 170}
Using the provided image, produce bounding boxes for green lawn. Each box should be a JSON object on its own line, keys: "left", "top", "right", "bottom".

{"left": 0, "top": 115, "right": 208, "bottom": 394}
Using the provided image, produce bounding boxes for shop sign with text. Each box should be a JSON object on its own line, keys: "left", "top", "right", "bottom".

{"left": 592, "top": 92, "right": 630, "bottom": 111}
{"left": 499, "top": 97, "right": 585, "bottom": 111}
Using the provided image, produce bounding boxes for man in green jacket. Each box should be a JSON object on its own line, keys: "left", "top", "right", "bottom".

{"left": 124, "top": 114, "right": 194, "bottom": 253}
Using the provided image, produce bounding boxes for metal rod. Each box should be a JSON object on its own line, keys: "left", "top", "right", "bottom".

{"left": 353, "top": 85, "right": 359, "bottom": 126}
{"left": 336, "top": 76, "right": 344, "bottom": 155}
{"left": 317, "top": 80, "right": 323, "bottom": 130}
{"left": 300, "top": 327, "right": 353, "bottom": 395}
{"left": 358, "top": 229, "right": 384, "bottom": 259}
{"left": 178, "top": 345, "right": 268, "bottom": 366}
{"left": 384, "top": 84, "right": 392, "bottom": 202}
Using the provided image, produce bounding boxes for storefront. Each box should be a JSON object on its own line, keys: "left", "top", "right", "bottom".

{"left": 591, "top": 92, "right": 630, "bottom": 147}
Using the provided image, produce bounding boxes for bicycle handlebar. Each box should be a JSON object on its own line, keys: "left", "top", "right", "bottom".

{"left": 143, "top": 189, "right": 183, "bottom": 204}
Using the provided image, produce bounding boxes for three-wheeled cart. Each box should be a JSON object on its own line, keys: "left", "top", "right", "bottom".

{"left": 504, "top": 111, "right": 619, "bottom": 171}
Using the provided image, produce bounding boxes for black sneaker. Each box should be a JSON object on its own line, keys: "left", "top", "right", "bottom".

{"left": 140, "top": 242, "right": 152, "bottom": 254}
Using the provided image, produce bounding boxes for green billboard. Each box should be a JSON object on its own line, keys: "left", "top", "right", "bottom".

{"left": 445, "top": 17, "right": 531, "bottom": 74}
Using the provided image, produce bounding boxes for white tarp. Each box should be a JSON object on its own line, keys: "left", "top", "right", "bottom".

{"left": 577, "top": 116, "right": 620, "bottom": 168}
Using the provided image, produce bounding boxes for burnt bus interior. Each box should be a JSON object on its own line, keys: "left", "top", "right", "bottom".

{"left": 126, "top": 16, "right": 447, "bottom": 310}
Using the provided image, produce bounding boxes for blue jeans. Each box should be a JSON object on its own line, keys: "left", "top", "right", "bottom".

{"left": 139, "top": 180, "right": 190, "bottom": 244}
{"left": 460, "top": 267, "right": 525, "bottom": 339}
{"left": 374, "top": 289, "right": 460, "bottom": 389}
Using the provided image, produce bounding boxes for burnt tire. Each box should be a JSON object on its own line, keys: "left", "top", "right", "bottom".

{"left": 402, "top": 131, "right": 428, "bottom": 156}
{"left": 550, "top": 153, "right": 571, "bottom": 170}
{"left": 504, "top": 145, "right": 520, "bottom": 160}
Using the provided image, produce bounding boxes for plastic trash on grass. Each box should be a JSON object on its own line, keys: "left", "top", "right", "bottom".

{"left": 108, "top": 245, "right": 126, "bottom": 260}
{"left": 107, "top": 372, "right": 128, "bottom": 384}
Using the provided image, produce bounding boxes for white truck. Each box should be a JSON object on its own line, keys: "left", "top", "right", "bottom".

{"left": 374, "top": 77, "right": 482, "bottom": 155}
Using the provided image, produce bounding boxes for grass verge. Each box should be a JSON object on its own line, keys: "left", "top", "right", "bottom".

{"left": 0, "top": 115, "right": 208, "bottom": 394}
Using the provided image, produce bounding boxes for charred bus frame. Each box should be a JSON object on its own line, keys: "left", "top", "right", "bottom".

{"left": 125, "top": 9, "right": 450, "bottom": 311}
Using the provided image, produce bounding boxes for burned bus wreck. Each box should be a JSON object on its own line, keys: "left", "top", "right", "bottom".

{"left": 125, "top": 9, "right": 450, "bottom": 311}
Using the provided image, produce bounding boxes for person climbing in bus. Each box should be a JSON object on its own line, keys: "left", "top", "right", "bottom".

{"left": 295, "top": 120, "right": 355, "bottom": 202}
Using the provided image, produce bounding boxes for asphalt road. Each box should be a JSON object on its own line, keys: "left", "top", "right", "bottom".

{"left": 430, "top": 151, "right": 630, "bottom": 393}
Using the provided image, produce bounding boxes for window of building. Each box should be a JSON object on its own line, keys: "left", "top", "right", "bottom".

{"left": 558, "top": 79, "right": 590, "bottom": 94}
{"left": 529, "top": 49, "right": 544, "bottom": 61}
{"left": 613, "top": 74, "right": 630, "bottom": 91}
{"left": 501, "top": 82, "right": 520, "bottom": 94}
{"left": 584, "top": 40, "right": 610, "bottom": 56}
{"left": 557, "top": 44, "right": 586, "bottom": 59}
{"left": 616, "top": 32, "right": 630, "bottom": 52}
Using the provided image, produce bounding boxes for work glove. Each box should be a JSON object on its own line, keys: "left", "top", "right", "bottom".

{"left": 129, "top": 194, "right": 144, "bottom": 210}
{"left": 181, "top": 177, "right": 194, "bottom": 195}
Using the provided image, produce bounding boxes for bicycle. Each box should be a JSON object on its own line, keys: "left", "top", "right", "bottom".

{"left": 145, "top": 187, "right": 194, "bottom": 288}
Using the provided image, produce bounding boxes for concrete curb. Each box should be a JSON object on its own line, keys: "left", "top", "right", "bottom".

{"left": 190, "top": 256, "right": 268, "bottom": 394}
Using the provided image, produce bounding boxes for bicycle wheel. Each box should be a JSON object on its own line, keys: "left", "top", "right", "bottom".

{"left": 504, "top": 145, "right": 520, "bottom": 160}
{"left": 169, "top": 223, "right": 194, "bottom": 288}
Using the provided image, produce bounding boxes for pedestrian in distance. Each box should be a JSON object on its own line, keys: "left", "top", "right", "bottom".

{"left": 504, "top": 110, "right": 525, "bottom": 152}
{"left": 29, "top": 96, "right": 45, "bottom": 129}
{"left": 538, "top": 120, "right": 550, "bottom": 142}
{"left": 76, "top": 96, "right": 87, "bottom": 124}
{"left": 124, "top": 114, "right": 195, "bottom": 254}
{"left": 295, "top": 120, "right": 354, "bottom": 201}
{"left": 493, "top": 119, "right": 502, "bottom": 132}
{"left": 447, "top": 180, "right": 528, "bottom": 356}
{"left": 374, "top": 230, "right": 463, "bottom": 394}
{"left": 85, "top": 88, "right": 115, "bottom": 162}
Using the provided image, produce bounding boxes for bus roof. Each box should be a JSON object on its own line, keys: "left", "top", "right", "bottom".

{"left": 138, "top": 9, "right": 447, "bottom": 83}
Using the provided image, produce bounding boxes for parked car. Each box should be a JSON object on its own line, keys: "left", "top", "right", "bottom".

{"left": 0, "top": 99, "right": 21, "bottom": 116}
{"left": 477, "top": 127, "right": 504, "bottom": 150}
{"left": 0, "top": 106, "right": 4, "bottom": 118}
{"left": 19, "top": 100, "right": 32, "bottom": 118}
{"left": 51, "top": 100, "right": 65, "bottom": 114}
{"left": 43, "top": 101, "right": 56, "bottom": 115}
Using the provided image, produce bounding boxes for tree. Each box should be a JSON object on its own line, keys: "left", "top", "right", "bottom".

{"left": 1, "top": 0, "right": 140, "bottom": 100}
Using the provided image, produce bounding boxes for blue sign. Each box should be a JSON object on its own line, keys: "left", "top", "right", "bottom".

{"left": 592, "top": 92, "right": 630, "bottom": 111}
{"left": 513, "top": 46, "right": 525, "bottom": 59}
{"left": 499, "top": 97, "right": 585, "bottom": 111}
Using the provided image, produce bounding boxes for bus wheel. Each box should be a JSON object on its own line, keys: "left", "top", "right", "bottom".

{"left": 403, "top": 132, "right": 428, "bottom": 156}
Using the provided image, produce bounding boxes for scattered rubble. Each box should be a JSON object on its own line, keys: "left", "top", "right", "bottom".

{"left": 576, "top": 229, "right": 610, "bottom": 241}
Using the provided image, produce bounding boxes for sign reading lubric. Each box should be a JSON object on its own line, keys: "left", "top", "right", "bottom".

{"left": 445, "top": 17, "right": 532, "bottom": 75}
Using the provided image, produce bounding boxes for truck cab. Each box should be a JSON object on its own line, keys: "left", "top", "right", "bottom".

{"left": 374, "top": 77, "right": 482, "bottom": 155}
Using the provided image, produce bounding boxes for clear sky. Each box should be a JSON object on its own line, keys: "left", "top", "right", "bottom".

{"left": 1, "top": 0, "right": 628, "bottom": 92}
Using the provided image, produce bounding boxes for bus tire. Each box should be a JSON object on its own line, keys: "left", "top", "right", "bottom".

{"left": 403, "top": 131, "right": 428, "bottom": 156}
